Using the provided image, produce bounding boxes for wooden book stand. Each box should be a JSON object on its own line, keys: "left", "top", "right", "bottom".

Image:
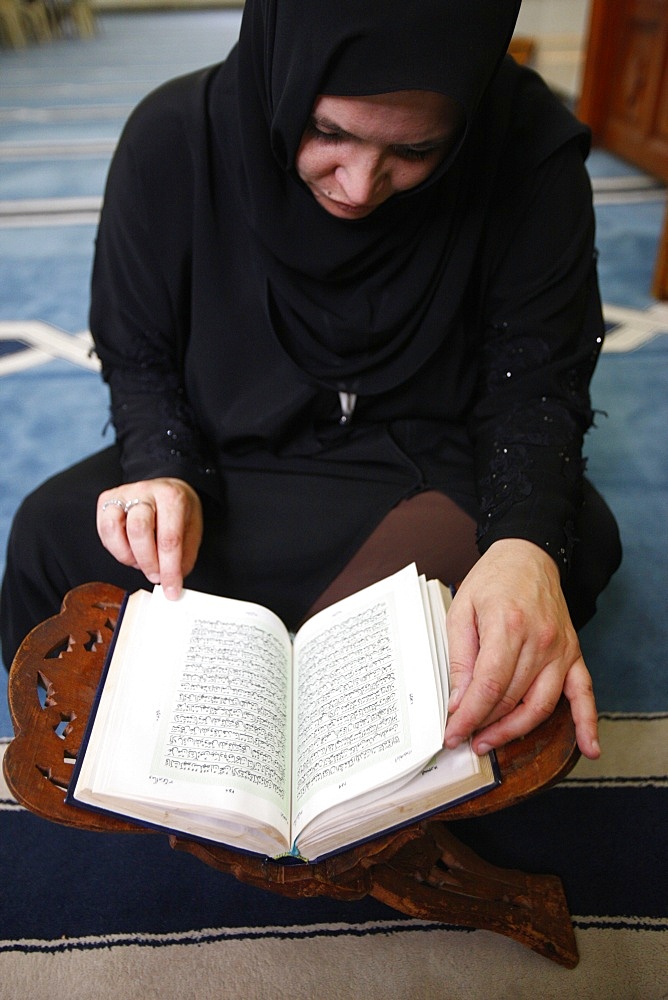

{"left": 4, "top": 582, "right": 581, "bottom": 967}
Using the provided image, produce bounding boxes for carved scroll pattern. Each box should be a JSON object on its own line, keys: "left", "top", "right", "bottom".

{"left": 4, "top": 582, "right": 140, "bottom": 831}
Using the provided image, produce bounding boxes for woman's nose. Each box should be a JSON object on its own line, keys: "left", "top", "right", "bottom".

{"left": 336, "top": 150, "right": 386, "bottom": 205}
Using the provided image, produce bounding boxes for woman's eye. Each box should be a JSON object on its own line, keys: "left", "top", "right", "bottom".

{"left": 305, "top": 120, "right": 442, "bottom": 161}
{"left": 393, "top": 146, "right": 434, "bottom": 162}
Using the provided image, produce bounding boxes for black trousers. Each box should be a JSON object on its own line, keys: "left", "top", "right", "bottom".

{"left": 1, "top": 445, "right": 622, "bottom": 671}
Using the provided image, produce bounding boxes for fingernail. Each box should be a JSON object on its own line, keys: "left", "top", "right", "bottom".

{"left": 445, "top": 735, "right": 462, "bottom": 750}
{"left": 591, "top": 739, "right": 601, "bottom": 757}
{"left": 164, "top": 586, "right": 180, "bottom": 600}
{"left": 476, "top": 742, "right": 491, "bottom": 756}
{"left": 448, "top": 688, "right": 460, "bottom": 711}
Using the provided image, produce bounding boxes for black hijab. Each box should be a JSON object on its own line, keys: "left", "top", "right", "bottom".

{"left": 218, "top": 0, "right": 574, "bottom": 394}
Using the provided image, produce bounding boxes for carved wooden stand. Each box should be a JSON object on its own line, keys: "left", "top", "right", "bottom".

{"left": 4, "top": 583, "right": 581, "bottom": 967}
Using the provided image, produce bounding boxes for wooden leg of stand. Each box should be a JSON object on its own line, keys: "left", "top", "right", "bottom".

{"left": 368, "top": 822, "right": 579, "bottom": 968}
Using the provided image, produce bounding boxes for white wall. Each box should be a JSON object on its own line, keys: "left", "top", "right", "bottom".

{"left": 92, "top": 1, "right": 242, "bottom": 8}
{"left": 515, "top": 0, "right": 591, "bottom": 98}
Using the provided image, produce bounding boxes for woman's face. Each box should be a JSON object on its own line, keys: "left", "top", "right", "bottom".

{"left": 295, "top": 90, "right": 459, "bottom": 219}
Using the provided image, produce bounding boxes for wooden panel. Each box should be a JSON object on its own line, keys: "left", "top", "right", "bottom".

{"left": 654, "top": 44, "right": 668, "bottom": 141}
{"left": 578, "top": 0, "right": 628, "bottom": 139}
{"left": 579, "top": 0, "right": 668, "bottom": 181}
{"left": 604, "top": 0, "right": 668, "bottom": 178}
{"left": 579, "top": 0, "right": 668, "bottom": 299}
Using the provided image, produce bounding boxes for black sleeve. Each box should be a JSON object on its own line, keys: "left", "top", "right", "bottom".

{"left": 89, "top": 77, "right": 218, "bottom": 497}
{"left": 471, "top": 139, "right": 604, "bottom": 577}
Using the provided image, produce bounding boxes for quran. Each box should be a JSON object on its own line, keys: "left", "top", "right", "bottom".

{"left": 69, "top": 563, "right": 499, "bottom": 862}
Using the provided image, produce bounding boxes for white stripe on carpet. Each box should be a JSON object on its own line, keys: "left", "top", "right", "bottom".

{"left": 563, "top": 714, "right": 668, "bottom": 787}
{"left": 0, "top": 140, "right": 117, "bottom": 159}
{"left": 0, "top": 924, "right": 665, "bottom": 999}
{"left": 0, "top": 106, "right": 133, "bottom": 124}
{"left": 602, "top": 303, "right": 668, "bottom": 351}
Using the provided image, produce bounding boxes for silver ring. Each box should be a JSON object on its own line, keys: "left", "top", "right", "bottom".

{"left": 101, "top": 498, "right": 127, "bottom": 513}
{"left": 124, "top": 498, "right": 155, "bottom": 514}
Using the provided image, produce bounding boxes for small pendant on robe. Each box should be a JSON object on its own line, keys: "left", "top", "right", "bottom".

{"left": 338, "top": 391, "right": 357, "bottom": 426}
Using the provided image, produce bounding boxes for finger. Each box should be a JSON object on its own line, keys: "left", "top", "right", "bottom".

{"left": 444, "top": 596, "right": 480, "bottom": 714}
{"left": 466, "top": 632, "right": 559, "bottom": 731}
{"left": 444, "top": 623, "right": 521, "bottom": 748}
{"left": 124, "top": 499, "right": 162, "bottom": 583}
{"left": 563, "top": 659, "right": 600, "bottom": 760}
{"left": 470, "top": 674, "right": 562, "bottom": 754}
{"left": 97, "top": 494, "right": 137, "bottom": 567}
{"left": 153, "top": 491, "right": 194, "bottom": 599}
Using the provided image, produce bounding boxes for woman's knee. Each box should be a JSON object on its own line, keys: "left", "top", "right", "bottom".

{"left": 9, "top": 476, "right": 73, "bottom": 554}
{"left": 565, "top": 480, "right": 622, "bottom": 630}
{"left": 4, "top": 446, "right": 124, "bottom": 600}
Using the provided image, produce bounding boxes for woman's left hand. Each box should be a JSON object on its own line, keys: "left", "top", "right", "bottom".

{"left": 443, "top": 538, "right": 601, "bottom": 760}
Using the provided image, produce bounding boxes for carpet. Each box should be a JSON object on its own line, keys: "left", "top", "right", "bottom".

{"left": 1, "top": 11, "right": 667, "bottom": 998}
{"left": 2, "top": 720, "right": 667, "bottom": 998}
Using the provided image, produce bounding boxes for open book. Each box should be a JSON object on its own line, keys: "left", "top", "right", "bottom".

{"left": 69, "top": 563, "right": 499, "bottom": 862}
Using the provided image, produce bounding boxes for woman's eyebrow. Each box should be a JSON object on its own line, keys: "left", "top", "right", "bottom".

{"left": 311, "top": 114, "right": 352, "bottom": 136}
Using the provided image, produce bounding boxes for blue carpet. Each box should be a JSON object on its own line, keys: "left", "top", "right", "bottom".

{"left": 0, "top": 225, "right": 97, "bottom": 328}
{"left": 595, "top": 202, "right": 667, "bottom": 310}
{"left": 580, "top": 341, "right": 668, "bottom": 710}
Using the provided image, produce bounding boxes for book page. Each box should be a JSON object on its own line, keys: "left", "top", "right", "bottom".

{"left": 79, "top": 587, "right": 292, "bottom": 841}
{"left": 290, "top": 564, "right": 444, "bottom": 840}
{"left": 426, "top": 578, "right": 452, "bottom": 710}
{"left": 151, "top": 614, "right": 289, "bottom": 804}
{"left": 297, "top": 741, "right": 497, "bottom": 862}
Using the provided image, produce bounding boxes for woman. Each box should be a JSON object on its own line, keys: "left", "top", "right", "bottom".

{"left": 1, "top": 0, "right": 621, "bottom": 761}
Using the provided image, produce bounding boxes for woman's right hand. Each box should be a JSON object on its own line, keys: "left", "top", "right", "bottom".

{"left": 96, "top": 477, "right": 203, "bottom": 599}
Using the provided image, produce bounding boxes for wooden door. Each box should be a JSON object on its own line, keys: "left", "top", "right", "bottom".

{"left": 579, "top": 0, "right": 668, "bottom": 179}
{"left": 579, "top": 0, "right": 668, "bottom": 296}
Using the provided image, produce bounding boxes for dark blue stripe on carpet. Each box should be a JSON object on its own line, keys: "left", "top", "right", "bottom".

{"left": 453, "top": 786, "right": 666, "bottom": 919}
{"left": 0, "top": 786, "right": 664, "bottom": 945}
